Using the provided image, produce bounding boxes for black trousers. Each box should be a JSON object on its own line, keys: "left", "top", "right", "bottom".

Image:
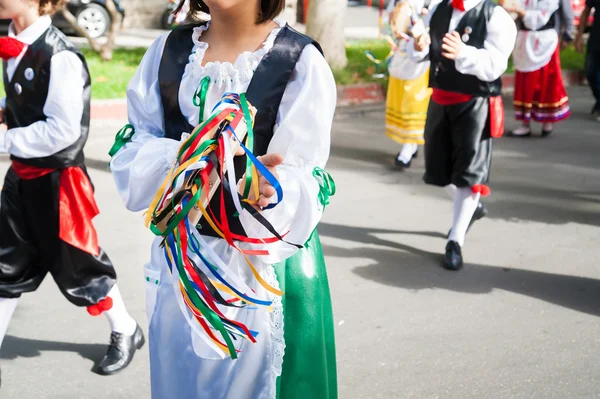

{"left": 423, "top": 97, "right": 492, "bottom": 188}
{"left": 0, "top": 168, "right": 116, "bottom": 307}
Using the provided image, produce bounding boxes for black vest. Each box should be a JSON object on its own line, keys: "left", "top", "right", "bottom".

{"left": 516, "top": 11, "right": 557, "bottom": 31}
{"left": 158, "top": 24, "right": 322, "bottom": 238}
{"left": 3, "top": 26, "right": 91, "bottom": 168}
{"left": 429, "top": 0, "right": 502, "bottom": 97}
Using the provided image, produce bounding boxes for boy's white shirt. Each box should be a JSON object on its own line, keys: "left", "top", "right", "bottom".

{"left": 407, "top": 0, "right": 517, "bottom": 82}
{"left": 0, "top": 15, "right": 85, "bottom": 158}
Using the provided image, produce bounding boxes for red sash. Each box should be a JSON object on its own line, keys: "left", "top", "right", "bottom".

{"left": 431, "top": 89, "right": 505, "bottom": 138}
{"left": 11, "top": 161, "right": 101, "bottom": 257}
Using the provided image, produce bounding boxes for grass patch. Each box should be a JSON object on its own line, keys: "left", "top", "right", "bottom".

{"left": 333, "top": 39, "right": 586, "bottom": 85}
{"left": 0, "top": 47, "right": 147, "bottom": 100}
{"left": 81, "top": 48, "right": 146, "bottom": 99}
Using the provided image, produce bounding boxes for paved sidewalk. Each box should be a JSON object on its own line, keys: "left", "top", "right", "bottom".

{"left": 1, "top": 86, "right": 599, "bottom": 399}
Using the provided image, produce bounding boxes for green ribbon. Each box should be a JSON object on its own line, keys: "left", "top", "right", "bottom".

{"left": 240, "top": 93, "right": 255, "bottom": 199}
{"left": 108, "top": 124, "right": 135, "bottom": 158}
{"left": 312, "top": 167, "right": 336, "bottom": 207}
{"left": 173, "top": 227, "right": 237, "bottom": 359}
{"left": 193, "top": 76, "right": 211, "bottom": 124}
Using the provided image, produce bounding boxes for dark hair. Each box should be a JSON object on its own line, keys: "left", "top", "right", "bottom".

{"left": 176, "top": 0, "right": 285, "bottom": 24}
{"left": 38, "top": 0, "right": 68, "bottom": 15}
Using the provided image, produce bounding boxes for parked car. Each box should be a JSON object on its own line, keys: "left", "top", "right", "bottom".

{"left": 0, "top": 0, "right": 125, "bottom": 39}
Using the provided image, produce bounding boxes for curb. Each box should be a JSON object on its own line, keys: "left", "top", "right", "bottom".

{"left": 89, "top": 71, "right": 586, "bottom": 119}
{"left": 333, "top": 70, "right": 586, "bottom": 106}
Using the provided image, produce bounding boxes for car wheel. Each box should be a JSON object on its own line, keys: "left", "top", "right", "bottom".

{"left": 76, "top": 3, "right": 110, "bottom": 39}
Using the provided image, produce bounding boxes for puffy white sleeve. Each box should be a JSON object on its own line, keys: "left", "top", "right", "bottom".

{"left": 110, "top": 32, "right": 182, "bottom": 212}
{"left": 0, "top": 51, "right": 84, "bottom": 157}
{"left": 522, "top": 0, "right": 560, "bottom": 30}
{"left": 238, "top": 44, "right": 336, "bottom": 263}
{"left": 454, "top": 6, "right": 517, "bottom": 82}
{"left": 407, "top": 3, "right": 438, "bottom": 62}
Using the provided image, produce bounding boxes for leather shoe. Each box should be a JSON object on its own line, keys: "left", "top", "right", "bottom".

{"left": 443, "top": 241, "right": 464, "bottom": 271}
{"left": 97, "top": 324, "right": 145, "bottom": 376}
{"left": 394, "top": 149, "right": 418, "bottom": 169}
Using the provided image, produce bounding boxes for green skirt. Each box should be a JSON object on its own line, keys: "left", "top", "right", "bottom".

{"left": 274, "top": 230, "right": 337, "bottom": 399}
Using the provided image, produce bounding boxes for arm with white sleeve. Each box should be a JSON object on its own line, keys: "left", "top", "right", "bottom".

{"left": 454, "top": 6, "right": 517, "bottom": 82}
{"left": 0, "top": 51, "right": 85, "bottom": 157}
{"left": 407, "top": 3, "right": 438, "bottom": 62}
{"left": 110, "top": 33, "right": 183, "bottom": 212}
{"left": 238, "top": 44, "right": 336, "bottom": 262}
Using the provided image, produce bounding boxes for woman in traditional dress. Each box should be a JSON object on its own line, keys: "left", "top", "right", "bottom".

{"left": 109, "top": 0, "right": 338, "bottom": 397}
{"left": 386, "top": 0, "right": 439, "bottom": 168}
{"left": 505, "top": 0, "right": 571, "bottom": 137}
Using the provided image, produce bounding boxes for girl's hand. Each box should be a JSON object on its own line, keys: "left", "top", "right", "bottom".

{"left": 236, "top": 150, "right": 284, "bottom": 210}
{"left": 414, "top": 32, "right": 431, "bottom": 52}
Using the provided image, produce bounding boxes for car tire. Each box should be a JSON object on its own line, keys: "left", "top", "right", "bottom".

{"left": 76, "top": 3, "right": 111, "bottom": 39}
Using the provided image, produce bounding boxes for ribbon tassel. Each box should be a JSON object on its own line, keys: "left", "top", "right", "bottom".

{"left": 145, "top": 92, "right": 306, "bottom": 358}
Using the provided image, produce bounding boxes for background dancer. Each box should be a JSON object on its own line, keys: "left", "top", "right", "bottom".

{"left": 386, "top": 0, "right": 440, "bottom": 168}
{"left": 505, "top": 0, "right": 571, "bottom": 137}
{"left": 409, "top": 0, "right": 517, "bottom": 270}
{"left": 0, "top": 0, "right": 143, "bottom": 379}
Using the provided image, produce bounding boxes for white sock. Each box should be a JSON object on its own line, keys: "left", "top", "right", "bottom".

{"left": 104, "top": 285, "right": 137, "bottom": 336}
{"left": 397, "top": 143, "right": 418, "bottom": 163}
{"left": 512, "top": 124, "right": 531, "bottom": 135}
{"left": 0, "top": 298, "right": 18, "bottom": 349}
{"left": 542, "top": 122, "right": 554, "bottom": 131}
{"left": 448, "top": 188, "right": 481, "bottom": 247}
{"left": 444, "top": 184, "right": 457, "bottom": 200}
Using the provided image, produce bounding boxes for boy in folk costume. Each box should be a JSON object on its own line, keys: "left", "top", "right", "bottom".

{"left": 504, "top": 0, "right": 571, "bottom": 136}
{"left": 0, "top": 0, "right": 143, "bottom": 377}
{"left": 409, "top": 0, "right": 516, "bottom": 270}
{"left": 386, "top": 0, "right": 441, "bottom": 168}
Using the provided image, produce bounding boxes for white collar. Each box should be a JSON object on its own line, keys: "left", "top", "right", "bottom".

{"left": 9, "top": 15, "right": 52, "bottom": 45}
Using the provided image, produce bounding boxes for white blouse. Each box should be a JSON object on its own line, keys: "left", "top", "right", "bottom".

{"left": 512, "top": 0, "right": 560, "bottom": 72}
{"left": 109, "top": 20, "right": 336, "bottom": 397}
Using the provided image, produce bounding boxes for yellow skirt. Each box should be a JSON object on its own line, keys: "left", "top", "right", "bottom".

{"left": 385, "top": 71, "right": 432, "bottom": 145}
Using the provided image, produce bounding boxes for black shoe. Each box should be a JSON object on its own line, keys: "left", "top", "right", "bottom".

{"left": 447, "top": 202, "right": 488, "bottom": 238}
{"left": 394, "top": 149, "right": 418, "bottom": 169}
{"left": 541, "top": 128, "right": 553, "bottom": 137}
{"left": 97, "top": 324, "right": 145, "bottom": 376}
{"left": 443, "top": 241, "right": 464, "bottom": 271}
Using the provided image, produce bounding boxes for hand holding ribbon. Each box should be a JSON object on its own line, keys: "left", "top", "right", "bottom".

{"left": 235, "top": 146, "right": 284, "bottom": 211}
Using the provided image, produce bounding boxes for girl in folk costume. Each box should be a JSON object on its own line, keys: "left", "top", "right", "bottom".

{"left": 0, "top": 0, "right": 143, "bottom": 378}
{"left": 386, "top": 0, "right": 440, "bottom": 168}
{"left": 109, "top": 0, "right": 337, "bottom": 398}
{"left": 505, "top": 0, "right": 571, "bottom": 136}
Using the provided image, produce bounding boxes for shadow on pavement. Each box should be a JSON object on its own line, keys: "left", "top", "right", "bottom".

{"left": 319, "top": 222, "right": 600, "bottom": 317}
{"left": 1, "top": 335, "right": 106, "bottom": 371}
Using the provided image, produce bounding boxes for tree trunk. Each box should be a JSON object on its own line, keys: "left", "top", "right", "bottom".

{"left": 60, "top": 0, "right": 122, "bottom": 61}
{"left": 279, "top": 0, "right": 299, "bottom": 26}
{"left": 306, "top": 0, "right": 348, "bottom": 69}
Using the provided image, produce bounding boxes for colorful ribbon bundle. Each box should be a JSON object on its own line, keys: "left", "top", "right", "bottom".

{"left": 144, "top": 91, "right": 297, "bottom": 359}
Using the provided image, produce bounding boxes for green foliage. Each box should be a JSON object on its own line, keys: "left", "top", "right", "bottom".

{"left": 332, "top": 39, "right": 586, "bottom": 86}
